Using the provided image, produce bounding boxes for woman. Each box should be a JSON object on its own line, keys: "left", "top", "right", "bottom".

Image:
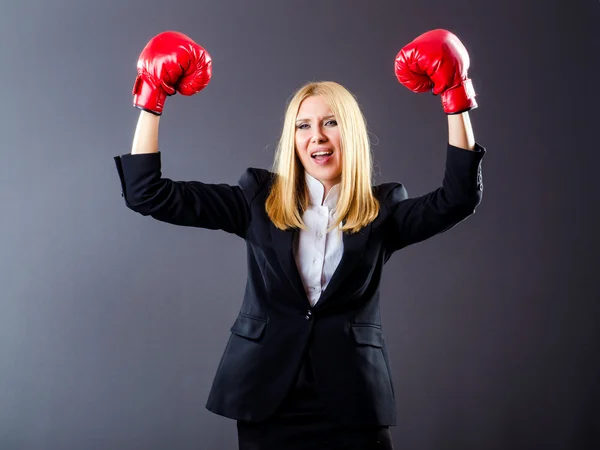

{"left": 114, "top": 29, "right": 485, "bottom": 450}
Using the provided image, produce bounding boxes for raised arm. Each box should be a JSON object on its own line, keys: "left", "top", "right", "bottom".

{"left": 384, "top": 29, "right": 484, "bottom": 252}
{"left": 114, "top": 32, "right": 256, "bottom": 238}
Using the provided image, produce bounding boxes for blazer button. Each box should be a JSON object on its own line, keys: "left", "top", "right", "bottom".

{"left": 305, "top": 310, "right": 313, "bottom": 320}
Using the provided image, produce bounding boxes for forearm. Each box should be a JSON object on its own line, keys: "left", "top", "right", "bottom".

{"left": 448, "top": 112, "right": 476, "bottom": 151}
{"left": 131, "top": 110, "right": 160, "bottom": 154}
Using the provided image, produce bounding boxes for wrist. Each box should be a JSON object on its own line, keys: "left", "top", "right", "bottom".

{"left": 132, "top": 74, "right": 171, "bottom": 115}
{"left": 441, "top": 79, "right": 477, "bottom": 115}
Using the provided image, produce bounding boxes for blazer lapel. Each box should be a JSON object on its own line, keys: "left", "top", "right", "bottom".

{"left": 317, "top": 223, "right": 371, "bottom": 306}
{"left": 270, "top": 221, "right": 372, "bottom": 308}
{"left": 270, "top": 223, "right": 308, "bottom": 304}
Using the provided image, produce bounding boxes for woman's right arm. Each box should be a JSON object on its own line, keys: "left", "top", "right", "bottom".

{"left": 131, "top": 110, "right": 160, "bottom": 155}
{"left": 115, "top": 32, "right": 264, "bottom": 237}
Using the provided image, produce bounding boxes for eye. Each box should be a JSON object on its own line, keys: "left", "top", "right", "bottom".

{"left": 325, "top": 119, "right": 337, "bottom": 127}
{"left": 296, "top": 123, "right": 309, "bottom": 130}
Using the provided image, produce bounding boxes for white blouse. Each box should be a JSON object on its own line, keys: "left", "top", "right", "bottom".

{"left": 293, "top": 172, "right": 343, "bottom": 306}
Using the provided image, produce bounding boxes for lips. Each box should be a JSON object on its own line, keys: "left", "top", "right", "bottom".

{"left": 311, "top": 154, "right": 333, "bottom": 165}
{"left": 310, "top": 148, "right": 333, "bottom": 158}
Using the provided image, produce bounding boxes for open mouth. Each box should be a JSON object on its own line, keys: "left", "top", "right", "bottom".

{"left": 311, "top": 151, "right": 334, "bottom": 165}
{"left": 311, "top": 150, "right": 333, "bottom": 159}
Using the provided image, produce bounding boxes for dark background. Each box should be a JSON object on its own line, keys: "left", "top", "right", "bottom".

{"left": 1, "top": 0, "right": 598, "bottom": 449}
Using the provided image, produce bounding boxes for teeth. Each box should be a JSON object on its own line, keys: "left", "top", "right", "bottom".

{"left": 312, "top": 151, "right": 332, "bottom": 157}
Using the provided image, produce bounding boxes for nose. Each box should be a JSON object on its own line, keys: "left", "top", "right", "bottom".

{"left": 311, "top": 126, "right": 327, "bottom": 143}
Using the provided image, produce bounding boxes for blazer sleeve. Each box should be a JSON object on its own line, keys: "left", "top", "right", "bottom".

{"left": 384, "top": 142, "right": 485, "bottom": 253}
{"left": 113, "top": 152, "right": 270, "bottom": 239}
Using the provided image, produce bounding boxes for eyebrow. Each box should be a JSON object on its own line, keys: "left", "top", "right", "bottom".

{"left": 295, "top": 114, "right": 336, "bottom": 123}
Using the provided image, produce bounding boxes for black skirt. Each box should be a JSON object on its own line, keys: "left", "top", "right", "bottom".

{"left": 237, "top": 351, "right": 394, "bottom": 450}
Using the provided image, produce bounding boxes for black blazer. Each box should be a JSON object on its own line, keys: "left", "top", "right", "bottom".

{"left": 114, "top": 142, "right": 485, "bottom": 426}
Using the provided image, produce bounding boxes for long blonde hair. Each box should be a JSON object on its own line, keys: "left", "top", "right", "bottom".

{"left": 265, "top": 81, "right": 379, "bottom": 234}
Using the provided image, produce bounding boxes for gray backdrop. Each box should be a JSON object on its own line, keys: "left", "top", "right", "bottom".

{"left": 1, "top": 0, "right": 599, "bottom": 449}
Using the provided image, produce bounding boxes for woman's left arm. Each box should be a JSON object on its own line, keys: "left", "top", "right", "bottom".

{"left": 448, "top": 112, "right": 476, "bottom": 151}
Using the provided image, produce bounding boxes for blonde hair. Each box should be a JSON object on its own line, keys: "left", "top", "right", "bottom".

{"left": 265, "top": 81, "right": 379, "bottom": 234}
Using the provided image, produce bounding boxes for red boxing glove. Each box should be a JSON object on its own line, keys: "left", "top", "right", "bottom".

{"left": 394, "top": 29, "right": 477, "bottom": 114}
{"left": 132, "top": 31, "right": 212, "bottom": 115}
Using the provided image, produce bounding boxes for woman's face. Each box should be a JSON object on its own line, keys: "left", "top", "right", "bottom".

{"left": 294, "top": 95, "right": 342, "bottom": 193}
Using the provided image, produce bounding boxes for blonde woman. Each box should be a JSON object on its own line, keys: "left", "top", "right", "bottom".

{"left": 115, "top": 29, "right": 485, "bottom": 450}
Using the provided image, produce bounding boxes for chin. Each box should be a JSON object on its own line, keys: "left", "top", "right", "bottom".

{"left": 321, "top": 174, "right": 342, "bottom": 185}
{"left": 314, "top": 170, "right": 337, "bottom": 180}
